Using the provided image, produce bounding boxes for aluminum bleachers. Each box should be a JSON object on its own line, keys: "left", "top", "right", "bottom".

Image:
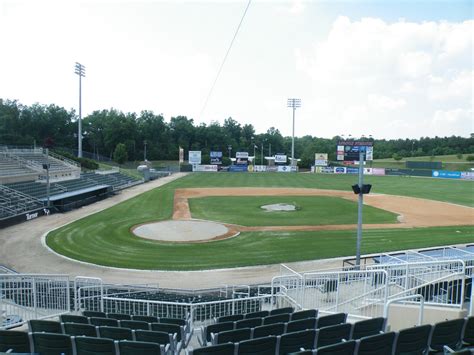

{"left": 0, "top": 185, "right": 43, "bottom": 219}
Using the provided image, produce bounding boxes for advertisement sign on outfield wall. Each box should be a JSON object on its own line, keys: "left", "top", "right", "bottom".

{"left": 192, "top": 165, "right": 218, "bottom": 172}
{"left": 314, "top": 153, "right": 328, "bottom": 166}
{"left": 334, "top": 167, "right": 347, "bottom": 174}
{"left": 372, "top": 168, "right": 386, "bottom": 176}
{"left": 236, "top": 152, "right": 249, "bottom": 165}
{"left": 188, "top": 151, "right": 202, "bottom": 165}
{"left": 277, "top": 165, "right": 298, "bottom": 172}
{"left": 229, "top": 165, "right": 249, "bottom": 172}
{"left": 253, "top": 165, "right": 267, "bottom": 172}
{"left": 432, "top": 170, "right": 461, "bottom": 179}
{"left": 461, "top": 172, "right": 474, "bottom": 180}
{"left": 275, "top": 154, "right": 287, "bottom": 164}
{"left": 210, "top": 151, "right": 223, "bottom": 165}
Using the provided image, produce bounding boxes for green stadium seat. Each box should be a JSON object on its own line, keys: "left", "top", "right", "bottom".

{"left": 212, "top": 327, "right": 252, "bottom": 345}
{"left": 73, "top": 336, "right": 116, "bottom": 355}
{"left": 29, "top": 319, "right": 62, "bottom": 333}
{"left": 235, "top": 317, "right": 262, "bottom": 329}
{"left": 270, "top": 307, "right": 294, "bottom": 315}
{"left": 393, "top": 324, "right": 431, "bottom": 355}
{"left": 244, "top": 311, "right": 269, "bottom": 319}
{"left": 263, "top": 313, "right": 291, "bottom": 325}
{"left": 118, "top": 339, "right": 166, "bottom": 355}
{"left": 133, "top": 329, "right": 175, "bottom": 348}
{"left": 462, "top": 317, "right": 474, "bottom": 347}
{"left": 132, "top": 315, "right": 159, "bottom": 323}
{"left": 291, "top": 309, "right": 318, "bottom": 321}
{"left": 355, "top": 332, "right": 396, "bottom": 355}
{"left": 151, "top": 322, "right": 184, "bottom": 352}
{"left": 286, "top": 318, "right": 318, "bottom": 333}
{"left": 252, "top": 323, "right": 286, "bottom": 338}
{"left": 428, "top": 318, "right": 464, "bottom": 353}
{"left": 83, "top": 310, "right": 106, "bottom": 318}
{"left": 199, "top": 321, "right": 234, "bottom": 346}
{"left": 0, "top": 330, "right": 31, "bottom": 353}
{"left": 278, "top": 329, "right": 317, "bottom": 355}
{"left": 159, "top": 317, "right": 185, "bottom": 326}
{"left": 62, "top": 322, "right": 97, "bottom": 337}
{"left": 314, "top": 340, "right": 356, "bottom": 355}
{"left": 350, "top": 317, "right": 386, "bottom": 340}
{"left": 216, "top": 314, "right": 244, "bottom": 323}
{"left": 107, "top": 313, "right": 131, "bottom": 321}
{"left": 315, "top": 323, "right": 352, "bottom": 348}
{"left": 89, "top": 317, "right": 119, "bottom": 327}
{"left": 31, "top": 332, "right": 73, "bottom": 355}
{"left": 97, "top": 326, "right": 133, "bottom": 340}
{"left": 60, "top": 314, "right": 89, "bottom": 324}
{"left": 119, "top": 320, "right": 149, "bottom": 330}
{"left": 236, "top": 335, "right": 278, "bottom": 355}
{"left": 316, "top": 313, "right": 347, "bottom": 329}
{"left": 188, "top": 342, "right": 235, "bottom": 355}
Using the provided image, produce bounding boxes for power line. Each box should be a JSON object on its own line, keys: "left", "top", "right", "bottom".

{"left": 200, "top": 0, "right": 252, "bottom": 117}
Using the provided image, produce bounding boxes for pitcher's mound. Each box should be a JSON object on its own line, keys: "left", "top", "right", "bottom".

{"left": 132, "top": 220, "right": 229, "bottom": 242}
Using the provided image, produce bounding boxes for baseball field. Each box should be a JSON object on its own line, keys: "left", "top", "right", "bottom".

{"left": 46, "top": 173, "right": 474, "bottom": 270}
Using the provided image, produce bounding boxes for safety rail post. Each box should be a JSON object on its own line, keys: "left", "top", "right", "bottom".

{"left": 32, "top": 277, "right": 38, "bottom": 319}
{"left": 384, "top": 294, "right": 425, "bottom": 326}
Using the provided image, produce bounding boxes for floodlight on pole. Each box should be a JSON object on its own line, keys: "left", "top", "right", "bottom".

{"left": 287, "top": 98, "right": 301, "bottom": 166}
{"left": 74, "top": 62, "right": 86, "bottom": 158}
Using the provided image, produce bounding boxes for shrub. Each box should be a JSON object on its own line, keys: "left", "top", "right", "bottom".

{"left": 113, "top": 143, "right": 128, "bottom": 164}
{"left": 466, "top": 155, "right": 474, "bottom": 162}
{"left": 392, "top": 153, "right": 403, "bottom": 161}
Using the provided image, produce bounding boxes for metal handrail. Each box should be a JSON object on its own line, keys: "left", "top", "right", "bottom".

{"left": 383, "top": 294, "right": 425, "bottom": 326}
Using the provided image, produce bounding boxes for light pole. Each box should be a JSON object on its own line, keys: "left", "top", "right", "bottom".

{"left": 287, "top": 98, "right": 301, "bottom": 166}
{"left": 144, "top": 140, "right": 147, "bottom": 161}
{"left": 74, "top": 62, "right": 86, "bottom": 158}
{"left": 412, "top": 141, "right": 415, "bottom": 156}
{"left": 261, "top": 142, "right": 264, "bottom": 165}
{"left": 228, "top": 145, "right": 232, "bottom": 165}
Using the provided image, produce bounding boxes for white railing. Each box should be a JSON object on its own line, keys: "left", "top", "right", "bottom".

{"left": 74, "top": 276, "right": 103, "bottom": 312}
{"left": 0, "top": 274, "right": 70, "bottom": 329}
{"left": 384, "top": 294, "right": 425, "bottom": 326}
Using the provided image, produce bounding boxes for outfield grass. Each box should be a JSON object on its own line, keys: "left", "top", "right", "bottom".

{"left": 189, "top": 196, "right": 398, "bottom": 226}
{"left": 45, "top": 173, "right": 474, "bottom": 270}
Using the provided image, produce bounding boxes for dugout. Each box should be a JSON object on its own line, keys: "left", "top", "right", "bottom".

{"left": 41, "top": 184, "right": 113, "bottom": 212}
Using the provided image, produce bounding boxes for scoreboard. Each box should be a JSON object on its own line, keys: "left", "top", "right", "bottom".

{"left": 337, "top": 141, "right": 373, "bottom": 161}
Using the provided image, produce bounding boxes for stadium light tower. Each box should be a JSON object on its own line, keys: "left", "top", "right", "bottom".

{"left": 287, "top": 98, "right": 301, "bottom": 166}
{"left": 74, "top": 62, "right": 86, "bottom": 158}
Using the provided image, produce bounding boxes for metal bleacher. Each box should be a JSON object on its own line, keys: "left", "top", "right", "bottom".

{"left": 0, "top": 185, "right": 43, "bottom": 219}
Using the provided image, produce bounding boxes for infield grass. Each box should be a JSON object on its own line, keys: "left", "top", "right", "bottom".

{"left": 189, "top": 196, "right": 398, "bottom": 226}
{"left": 46, "top": 172, "right": 474, "bottom": 270}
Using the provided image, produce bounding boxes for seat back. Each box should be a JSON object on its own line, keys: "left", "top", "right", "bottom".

{"left": 63, "top": 322, "right": 97, "bottom": 337}
{"left": 351, "top": 317, "right": 386, "bottom": 340}
{"left": 29, "top": 319, "right": 63, "bottom": 333}
{"left": 263, "top": 313, "right": 290, "bottom": 325}
{"left": 83, "top": 310, "right": 106, "bottom": 318}
{"left": 120, "top": 320, "right": 149, "bottom": 330}
{"left": 151, "top": 323, "right": 182, "bottom": 342}
{"left": 315, "top": 340, "right": 356, "bottom": 355}
{"left": 253, "top": 323, "right": 286, "bottom": 338}
{"left": 356, "top": 332, "right": 396, "bottom": 355}
{"left": 132, "top": 315, "right": 159, "bottom": 323}
{"left": 235, "top": 317, "right": 262, "bottom": 329}
{"left": 463, "top": 317, "right": 474, "bottom": 346}
{"left": 159, "top": 317, "right": 186, "bottom": 326}
{"left": 60, "top": 314, "right": 89, "bottom": 324}
{"left": 191, "top": 342, "right": 235, "bottom": 355}
{"left": 0, "top": 330, "right": 31, "bottom": 353}
{"left": 205, "top": 321, "right": 235, "bottom": 342}
{"left": 90, "top": 317, "right": 119, "bottom": 327}
{"left": 98, "top": 326, "right": 133, "bottom": 340}
{"left": 278, "top": 329, "right": 317, "bottom": 355}
{"left": 73, "top": 336, "right": 116, "bottom": 355}
{"left": 214, "top": 327, "right": 251, "bottom": 345}
{"left": 244, "top": 310, "right": 269, "bottom": 319}
{"left": 286, "top": 318, "right": 318, "bottom": 333}
{"left": 134, "top": 330, "right": 172, "bottom": 346}
{"left": 217, "top": 314, "right": 244, "bottom": 323}
{"left": 316, "top": 313, "right": 347, "bottom": 329}
{"left": 107, "top": 313, "right": 131, "bottom": 321}
{"left": 270, "top": 307, "right": 294, "bottom": 316}
{"left": 32, "top": 332, "right": 73, "bottom": 355}
{"left": 291, "top": 309, "right": 318, "bottom": 321}
{"left": 237, "top": 335, "right": 277, "bottom": 355}
{"left": 316, "top": 323, "right": 352, "bottom": 348}
{"left": 393, "top": 324, "right": 431, "bottom": 355}
{"left": 429, "top": 318, "right": 465, "bottom": 352}
{"left": 118, "top": 340, "right": 162, "bottom": 355}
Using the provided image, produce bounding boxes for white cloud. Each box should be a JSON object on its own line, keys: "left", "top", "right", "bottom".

{"left": 296, "top": 16, "right": 473, "bottom": 138}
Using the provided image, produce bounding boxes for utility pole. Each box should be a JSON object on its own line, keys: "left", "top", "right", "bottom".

{"left": 355, "top": 150, "right": 365, "bottom": 267}
{"left": 287, "top": 98, "right": 301, "bottom": 166}
{"left": 74, "top": 62, "right": 86, "bottom": 158}
{"left": 261, "top": 142, "right": 263, "bottom": 165}
{"left": 144, "top": 140, "right": 147, "bottom": 161}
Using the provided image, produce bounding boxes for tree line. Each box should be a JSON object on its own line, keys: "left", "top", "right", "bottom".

{"left": 0, "top": 99, "right": 473, "bottom": 167}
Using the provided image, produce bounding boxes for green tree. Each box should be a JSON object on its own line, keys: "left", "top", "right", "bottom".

{"left": 113, "top": 143, "right": 128, "bottom": 164}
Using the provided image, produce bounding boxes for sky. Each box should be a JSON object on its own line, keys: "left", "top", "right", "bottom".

{"left": 0, "top": 0, "right": 472, "bottom": 139}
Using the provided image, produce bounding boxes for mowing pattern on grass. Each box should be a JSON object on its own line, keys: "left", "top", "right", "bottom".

{"left": 189, "top": 196, "right": 398, "bottom": 226}
{"left": 45, "top": 173, "right": 474, "bottom": 270}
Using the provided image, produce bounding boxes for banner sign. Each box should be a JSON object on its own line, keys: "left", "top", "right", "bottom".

{"left": 188, "top": 151, "right": 201, "bottom": 165}
{"left": 192, "top": 165, "right": 218, "bottom": 172}
{"left": 266, "top": 166, "right": 278, "bottom": 172}
{"left": 372, "top": 168, "right": 386, "bottom": 176}
{"left": 334, "top": 167, "right": 347, "bottom": 174}
{"left": 210, "top": 151, "right": 223, "bottom": 165}
{"left": 179, "top": 147, "right": 184, "bottom": 164}
{"left": 337, "top": 141, "right": 373, "bottom": 161}
{"left": 347, "top": 167, "right": 359, "bottom": 174}
{"left": 364, "top": 168, "right": 373, "bottom": 175}
{"left": 461, "top": 172, "right": 474, "bottom": 180}
{"left": 236, "top": 152, "right": 249, "bottom": 165}
{"left": 432, "top": 170, "right": 461, "bottom": 179}
{"left": 314, "top": 153, "right": 328, "bottom": 166}
{"left": 274, "top": 154, "right": 287, "bottom": 164}
{"left": 277, "top": 165, "right": 298, "bottom": 172}
{"left": 229, "top": 165, "right": 249, "bottom": 172}
{"left": 253, "top": 165, "right": 267, "bottom": 172}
